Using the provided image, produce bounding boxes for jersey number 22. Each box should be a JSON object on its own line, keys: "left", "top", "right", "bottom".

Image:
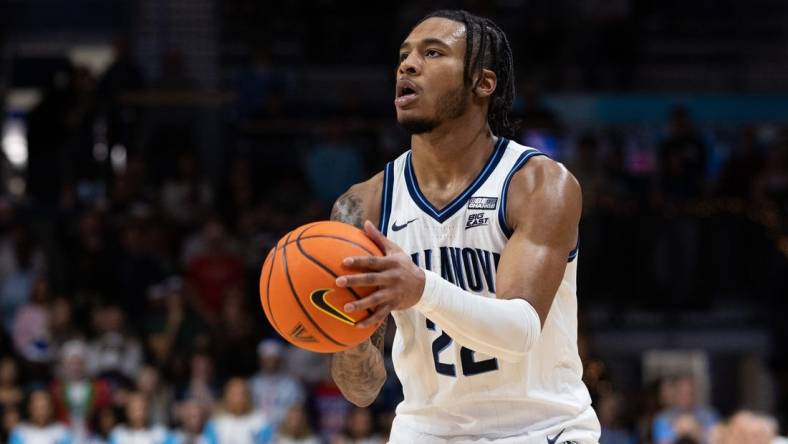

{"left": 426, "top": 319, "right": 498, "bottom": 376}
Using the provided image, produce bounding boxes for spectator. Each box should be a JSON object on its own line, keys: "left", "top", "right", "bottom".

{"left": 213, "top": 288, "right": 259, "bottom": 378}
{"left": 653, "top": 106, "right": 708, "bottom": 304}
{"left": 62, "top": 208, "right": 113, "bottom": 305}
{"left": 0, "top": 224, "right": 46, "bottom": 332}
{"left": 2, "top": 402, "right": 21, "bottom": 443}
{"left": 50, "top": 340, "right": 113, "bottom": 441}
{"left": 652, "top": 374, "right": 718, "bottom": 444}
{"left": 48, "top": 296, "right": 80, "bottom": 349}
{"left": 273, "top": 404, "right": 319, "bottom": 444}
{"left": 88, "top": 406, "right": 118, "bottom": 444}
{"left": 169, "top": 399, "right": 208, "bottom": 444}
{"left": 311, "top": 362, "right": 352, "bottom": 440}
{"left": 249, "top": 340, "right": 305, "bottom": 426}
{"left": 12, "top": 276, "right": 54, "bottom": 366}
{"left": 9, "top": 390, "right": 71, "bottom": 444}
{"left": 203, "top": 378, "right": 273, "bottom": 444}
{"left": 136, "top": 366, "right": 173, "bottom": 426}
{"left": 598, "top": 393, "right": 636, "bottom": 444}
{"left": 178, "top": 352, "right": 219, "bottom": 410}
{"left": 161, "top": 151, "right": 213, "bottom": 230}
{"left": 332, "top": 407, "right": 384, "bottom": 444}
{"left": 0, "top": 356, "right": 23, "bottom": 409}
{"left": 86, "top": 305, "right": 143, "bottom": 380}
{"left": 185, "top": 219, "right": 244, "bottom": 325}
{"left": 108, "top": 392, "right": 167, "bottom": 444}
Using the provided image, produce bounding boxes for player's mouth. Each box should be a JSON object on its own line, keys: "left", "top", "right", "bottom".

{"left": 395, "top": 79, "right": 420, "bottom": 108}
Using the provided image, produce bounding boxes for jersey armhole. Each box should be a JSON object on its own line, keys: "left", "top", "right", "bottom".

{"left": 497, "top": 150, "right": 580, "bottom": 263}
{"left": 497, "top": 149, "right": 545, "bottom": 238}
{"left": 379, "top": 161, "right": 395, "bottom": 236}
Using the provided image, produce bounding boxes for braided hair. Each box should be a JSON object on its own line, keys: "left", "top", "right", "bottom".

{"left": 411, "top": 10, "right": 517, "bottom": 138}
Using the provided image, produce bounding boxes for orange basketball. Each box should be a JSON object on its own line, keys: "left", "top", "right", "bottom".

{"left": 259, "top": 221, "right": 384, "bottom": 353}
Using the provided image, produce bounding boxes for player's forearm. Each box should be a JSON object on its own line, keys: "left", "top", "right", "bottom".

{"left": 412, "top": 270, "right": 541, "bottom": 362}
{"left": 331, "top": 340, "right": 386, "bottom": 407}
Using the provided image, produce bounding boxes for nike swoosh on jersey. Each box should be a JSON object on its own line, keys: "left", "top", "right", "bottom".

{"left": 310, "top": 289, "right": 356, "bottom": 325}
{"left": 546, "top": 429, "right": 566, "bottom": 444}
{"left": 391, "top": 218, "right": 417, "bottom": 232}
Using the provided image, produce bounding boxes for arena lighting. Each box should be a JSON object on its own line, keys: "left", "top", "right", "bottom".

{"left": 1, "top": 119, "right": 28, "bottom": 168}
{"left": 110, "top": 143, "right": 127, "bottom": 172}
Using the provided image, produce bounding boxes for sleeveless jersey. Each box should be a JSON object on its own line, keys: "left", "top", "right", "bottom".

{"left": 380, "top": 138, "right": 600, "bottom": 442}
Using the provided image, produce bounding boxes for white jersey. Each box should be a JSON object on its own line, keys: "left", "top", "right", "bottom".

{"left": 380, "top": 138, "right": 600, "bottom": 443}
{"left": 9, "top": 423, "right": 72, "bottom": 444}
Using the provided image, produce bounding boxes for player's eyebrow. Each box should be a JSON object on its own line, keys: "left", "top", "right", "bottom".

{"left": 399, "top": 38, "right": 451, "bottom": 52}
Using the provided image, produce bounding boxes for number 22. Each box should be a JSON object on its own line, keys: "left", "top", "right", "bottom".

{"left": 426, "top": 319, "right": 498, "bottom": 377}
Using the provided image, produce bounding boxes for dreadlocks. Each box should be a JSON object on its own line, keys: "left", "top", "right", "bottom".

{"left": 411, "top": 10, "right": 517, "bottom": 138}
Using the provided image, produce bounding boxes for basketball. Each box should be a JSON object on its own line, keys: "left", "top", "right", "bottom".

{"left": 259, "top": 221, "right": 384, "bottom": 353}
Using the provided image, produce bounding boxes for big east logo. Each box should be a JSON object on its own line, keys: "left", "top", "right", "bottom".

{"left": 465, "top": 212, "right": 489, "bottom": 229}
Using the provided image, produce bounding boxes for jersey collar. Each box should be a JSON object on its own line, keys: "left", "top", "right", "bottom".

{"left": 404, "top": 137, "right": 508, "bottom": 223}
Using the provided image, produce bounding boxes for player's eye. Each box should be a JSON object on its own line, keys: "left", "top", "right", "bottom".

{"left": 425, "top": 49, "right": 441, "bottom": 58}
{"left": 399, "top": 53, "right": 409, "bottom": 62}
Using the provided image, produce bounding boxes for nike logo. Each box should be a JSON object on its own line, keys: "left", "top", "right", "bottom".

{"left": 310, "top": 289, "right": 356, "bottom": 326}
{"left": 545, "top": 429, "right": 565, "bottom": 444}
{"left": 391, "top": 218, "right": 417, "bottom": 232}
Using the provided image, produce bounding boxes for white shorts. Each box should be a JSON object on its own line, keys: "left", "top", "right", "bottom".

{"left": 388, "top": 407, "right": 600, "bottom": 444}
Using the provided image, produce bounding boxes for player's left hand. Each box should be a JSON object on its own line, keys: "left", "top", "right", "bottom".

{"left": 337, "top": 220, "right": 425, "bottom": 328}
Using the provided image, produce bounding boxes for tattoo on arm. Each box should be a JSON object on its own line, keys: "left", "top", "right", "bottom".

{"left": 331, "top": 319, "right": 388, "bottom": 406}
{"left": 331, "top": 191, "right": 364, "bottom": 228}
{"left": 329, "top": 187, "right": 388, "bottom": 406}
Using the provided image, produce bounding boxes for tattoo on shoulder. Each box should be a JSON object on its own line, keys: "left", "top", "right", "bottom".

{"left": 331, "top": 191, "right": 364, "bottom": 228}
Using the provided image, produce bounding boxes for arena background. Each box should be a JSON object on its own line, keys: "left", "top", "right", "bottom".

{"left": 0, "top": 1, "right": 787, "bottom": 443}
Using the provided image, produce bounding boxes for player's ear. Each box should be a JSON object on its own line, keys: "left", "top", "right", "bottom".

{"left": 474, "top": 68, "right": 497, "bottom": 99}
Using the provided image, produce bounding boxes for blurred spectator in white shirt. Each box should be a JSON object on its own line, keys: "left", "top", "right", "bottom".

{"left": 273, "top": 404, "right": 319, "bottom": 444}
{"left": 9, "top": 390, "right": 71, "bottom": 444}
{"left": 168, "top": 399, "right": 208, "bottom": 444}
{"left": 86, "top": 305, "right": 142, "bottom": 379}
{"left": 108, "top": 392, "right": 168, "bottom": 444}
{"left": 203, "top": 378, "right": 273, "bottom": 444}
{"left": 249, "top": 340, "right": 304, "bottom": 426}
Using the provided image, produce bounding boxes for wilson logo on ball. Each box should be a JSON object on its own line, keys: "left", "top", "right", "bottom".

{"left": 289, "top": 323, "right": 317, "bottom": 343}
{"left": 310, "top": 288, "right": 357, "bottom": 326}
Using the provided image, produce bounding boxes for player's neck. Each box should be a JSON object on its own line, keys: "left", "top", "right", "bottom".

{"left": 410, "top": 118, "right": 495, "bottom": 189}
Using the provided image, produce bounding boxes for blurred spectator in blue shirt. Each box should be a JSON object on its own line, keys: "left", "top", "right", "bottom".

{"left": 653, "top": 375, "right": 718, "bottom": 444}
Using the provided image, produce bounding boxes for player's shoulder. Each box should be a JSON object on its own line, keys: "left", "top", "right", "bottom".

{"left": 330, "top": 171, "right": 384, "bottom": 228}
{"left": 504, "top": 149, "right": 581, "bottom": 228}
{"left": 507, "top": 147, "right": 580, "bottom": 200}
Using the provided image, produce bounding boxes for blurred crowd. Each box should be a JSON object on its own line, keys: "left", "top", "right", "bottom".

{"left": 0, "top": 12, "right": 787, "bottom": 444}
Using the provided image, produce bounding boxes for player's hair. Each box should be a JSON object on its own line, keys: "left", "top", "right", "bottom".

{"left": 412, "top": 10, "right": 517, "bottom": 138}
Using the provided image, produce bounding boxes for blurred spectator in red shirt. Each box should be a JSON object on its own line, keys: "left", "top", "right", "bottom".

{"left": 185, "top": 219, "right": 243, "bottom": 325}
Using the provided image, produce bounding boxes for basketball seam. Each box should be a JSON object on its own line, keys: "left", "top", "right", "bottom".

{"left": 280, "top": 234, "right": 377, "bottom": 255}
{"left": 296, "top": 226, "right": 375, "bottom": 317}
{"left": 282, "top": 230, "right": 347, "bottom": 348}
{"left": 263, "top": 245, "right": 282, "bottom": 336}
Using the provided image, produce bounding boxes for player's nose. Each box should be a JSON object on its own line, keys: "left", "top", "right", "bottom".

{"left": 398, "top": 53, "right": 421, "bottom": 76}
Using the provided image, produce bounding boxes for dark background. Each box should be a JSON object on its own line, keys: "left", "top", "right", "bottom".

{"left": 0, "top": 1, "right": 787, "bottom": 443}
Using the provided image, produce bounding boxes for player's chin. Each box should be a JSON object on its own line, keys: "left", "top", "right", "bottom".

{"left": 397, "top": 115, "right": 437, "bottom": 135}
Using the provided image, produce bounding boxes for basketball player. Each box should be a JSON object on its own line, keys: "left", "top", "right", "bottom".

{"left": 329, "top": 10, "right": 600, "bottom": 444}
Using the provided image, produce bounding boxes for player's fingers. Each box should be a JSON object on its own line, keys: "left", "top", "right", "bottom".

{"left": 356, "top": 305, "right": 391, "bottom": 328}
{"left": 364, "top": 220, "right": 397, "bottom": 253}
{"left": 342, "top": 255, "right": 393, "bottom": 271}
{"left": 343, "top": 289, "right": 389, "bottom": 313}
{"left": 336, "top": 271, "right": 391, "bottom": 288}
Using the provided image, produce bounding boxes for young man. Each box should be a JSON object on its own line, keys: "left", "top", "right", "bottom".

{"left": 329, "top": 10, "right": 600, "bottom": 444}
